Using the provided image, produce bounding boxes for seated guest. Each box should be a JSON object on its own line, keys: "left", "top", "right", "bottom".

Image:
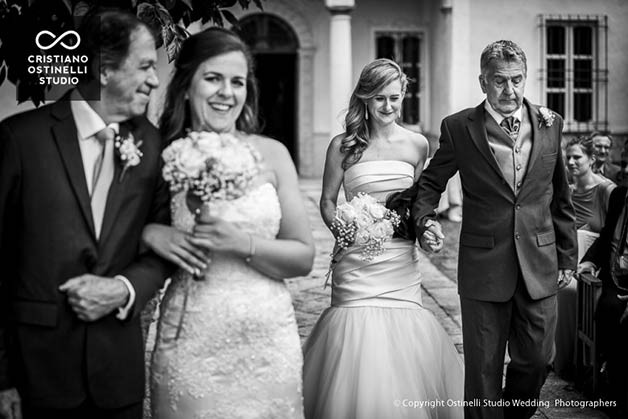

{"left": 554, "top": 136, "right": 615, "bottom": 378}
{"left": 591, "top": 132, "right": 621, "bottom": 182}
{"left": 579, "top": 183, "right": 628, "bottom": 418}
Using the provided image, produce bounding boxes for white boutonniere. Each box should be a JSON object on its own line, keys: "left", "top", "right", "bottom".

{"left": 115, "top": 132, "right": 143, "bottom": 182}
{"left": 538, "top": 107, "right": 556, "bottom": 128}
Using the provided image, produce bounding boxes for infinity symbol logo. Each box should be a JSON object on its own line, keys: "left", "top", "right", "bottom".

{"left": 35, "top": 30, "right": 81, "bottom": 50}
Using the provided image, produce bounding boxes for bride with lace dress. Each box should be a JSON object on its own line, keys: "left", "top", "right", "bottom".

{"left": 142, "top": 28, "right": 314, "bottom": 418}
{"left": 303, "top": 59, "right": 463, "bottom": 419}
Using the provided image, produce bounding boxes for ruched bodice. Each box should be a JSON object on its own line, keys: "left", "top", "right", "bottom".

{"left": 151, "top": 183, "right": 303, "bottom": 419}
{"left": 343, "top": 160, "right": 414, "bottom": 202}
{"left": 334, "top": 160, "right": 420, "bottom": 309}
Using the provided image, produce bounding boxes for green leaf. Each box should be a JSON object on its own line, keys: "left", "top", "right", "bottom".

{"left": 166, "top": 37, "right": 182, "bottom": 62}
{"left": 221, "top": 9, "right": 238, "bottom": 27}
{"left": 156, "top": 2, "right": 174, "bottom": 25}
{"left": 161, "top": 24, "right": 175, "bottom": 46}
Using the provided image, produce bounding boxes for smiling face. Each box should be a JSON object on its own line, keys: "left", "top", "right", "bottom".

{"left": 480, "top": 59, "right": 526, "bottom": 117}
{"left": 365, "top": 79, "right": 403, "bottom": 127}
{"left": 566, "top": 144, "right": 595, "bottom": 178}
{"left": 101, "top": 26, "right": 159, "bottom": 119}
{"left": 187, "top": 51, "right": 248, "bottom": 134}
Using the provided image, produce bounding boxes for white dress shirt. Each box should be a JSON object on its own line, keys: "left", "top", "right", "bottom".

{"left": 70, "top": 90, "right": 136, "bottom": 320}
{"left": 484, "top": 100, "right": 523, "bottom": 126}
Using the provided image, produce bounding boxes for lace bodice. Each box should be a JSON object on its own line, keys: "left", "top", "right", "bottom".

{"left": 172, "top": 182, "right": 281, "bottom": 241}
{"left": 151, "top": 182, "right": 303, "bottom": 419}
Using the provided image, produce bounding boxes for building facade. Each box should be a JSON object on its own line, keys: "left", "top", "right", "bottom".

{"left": 1, "top": 0, "right": 626, "bottom": 176}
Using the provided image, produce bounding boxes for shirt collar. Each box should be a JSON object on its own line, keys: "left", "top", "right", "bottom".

{"left": 484, "top": 100, "right": 523, "bottom": 126}
{"left": 70, "top": 89, "right": 119, "bottom": 140}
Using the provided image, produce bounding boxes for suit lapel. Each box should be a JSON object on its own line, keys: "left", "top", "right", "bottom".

{"left": 525, "top": 99, "right": 545, "bottom": 177}
{"left": 98, "top": 121, "right": 135, "bottom": 246}
{"left": 50, "top": 100, "right": 96, "bottom": 238}
{"left": 466, "top": 102, "right": 509, "bottom": 184}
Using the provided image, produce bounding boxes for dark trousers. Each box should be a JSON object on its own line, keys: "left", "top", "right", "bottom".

{"left": 23, "top": 399, "right": 143, "bottom": 419}
{"left": 596, "top": 285, "right": 628, "bottom": 418}
{"left": 461, "top": 279, "right": 557, "bottom": 419}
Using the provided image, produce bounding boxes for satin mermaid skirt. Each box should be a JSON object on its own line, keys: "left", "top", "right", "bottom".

{"left": 302, "top": 239, "right": 464, "bottom": 419}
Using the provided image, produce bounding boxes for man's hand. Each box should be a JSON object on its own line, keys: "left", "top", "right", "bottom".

{"left": 0, "top": 388, "right": 21, "bottom": 419}
{"left": 557, "top": 269, "right": 574, "bottom": 290}
{"left": 576, "top": 261, "right": 598, "bottom": 276}
{"left": 618, "top": 294, "right": 628, "bottom": 324}
{"left": 419, "top": 221, "right": 445, "bottom": 253}
{"left": 58, "top": 275, "right": 129, "bottom": 322}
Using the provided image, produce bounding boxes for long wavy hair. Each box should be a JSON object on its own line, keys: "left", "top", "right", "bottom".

{"left": 159, "top": 27, "right": 259, "bottom": 143}
{"left": 341, "top": 59, "right": 408, "bottom": 169}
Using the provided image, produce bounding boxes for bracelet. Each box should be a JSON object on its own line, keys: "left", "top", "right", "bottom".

{"left": 245, "top": 233, "right": 256, "bottom": 263}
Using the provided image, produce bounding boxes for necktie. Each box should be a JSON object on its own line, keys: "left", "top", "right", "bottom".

{"left": 91, "top": 126, "right": 116, "bottom": 239}
{"left": 500, "top": 116, "right": 520, "bottom": 141}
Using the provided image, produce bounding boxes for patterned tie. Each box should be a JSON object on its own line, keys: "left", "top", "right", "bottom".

{"left": 500, "top": 116, "right": 520, "bottom": 141}
{"left": 91, "top": 125, "right": 116, "bottom": 239}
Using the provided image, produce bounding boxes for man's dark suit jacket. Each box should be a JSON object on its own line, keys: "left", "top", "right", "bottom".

{"left": 0, "top": 98, "right": 173, "bottom": 409}
{"left": 413, "top": 99, "right": 578, "bottom": 302}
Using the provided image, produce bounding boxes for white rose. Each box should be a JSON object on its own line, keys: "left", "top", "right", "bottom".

{"left": 336, "top": 204, "right": 357, "bottom": 223}
{"left": 196, "top": 132, "right": 221, "bottom": 155}
{"left": 176, "top": 143, "right": 206, "bottom": 178}
{"left": 368, "top": 204, "right": 386, "bottom": 220}
{"left": 354, "top": 213, "right": 372, "bottom": 229}
{"left": 354, "top": 229, "right": 370, "bottom": 246}
{"left": 162, "top": 138, "right": 185, "bottom": 163}
{"left": 367, "top": 221, "right": 391, "bottom": 241}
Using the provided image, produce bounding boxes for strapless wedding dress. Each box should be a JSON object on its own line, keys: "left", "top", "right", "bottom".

{"left": 302, "top": 160, "right": 464, "bottom": 419}
{"left": 150, "top": 184, "right": 303, "bottom": 419}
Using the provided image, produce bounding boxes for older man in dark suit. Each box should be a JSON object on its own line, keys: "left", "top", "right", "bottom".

{"left": 413, "top": 40, "right": 577, "bottom": 419}
{"left": 0, "top": 11, "right": 174, "bottom": 419}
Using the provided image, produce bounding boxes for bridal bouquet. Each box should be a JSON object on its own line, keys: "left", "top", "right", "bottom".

{"left": 326, "top": 193, "right": 401, "bottom": 283}
{"left": 325, "top": 193, "right": 400, "bottom": 286}
{"left": 161, "top": 131, "right": 260, "bottom": 211}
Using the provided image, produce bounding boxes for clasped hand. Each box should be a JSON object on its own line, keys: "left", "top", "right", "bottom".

{"left": 557, "top": 269, "right": 574, "bottom": 290}
{"left": 58, "top": 275, "right": 128, "bottom": 322}
{"left": 419, "top": 221, "right": 445, "bottom": 253}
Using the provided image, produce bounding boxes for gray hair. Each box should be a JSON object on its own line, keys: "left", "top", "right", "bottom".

{"left": 480, "top": 40, "right": 527, "bottom": 76}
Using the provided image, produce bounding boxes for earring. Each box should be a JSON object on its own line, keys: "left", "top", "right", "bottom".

{"left": 365, "top": 107, "right": 369, "bottom": 120}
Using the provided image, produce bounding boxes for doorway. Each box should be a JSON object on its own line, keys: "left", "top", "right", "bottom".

{"left": 238, "top": 14, "right": 299, "bottom": 167}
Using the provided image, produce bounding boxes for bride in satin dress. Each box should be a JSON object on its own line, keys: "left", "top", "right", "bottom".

{"left": 303, "top": 59, "right": 463, "bottom": 419}
{"left": 141, "top": 28, "right": 314, "bottom": 418}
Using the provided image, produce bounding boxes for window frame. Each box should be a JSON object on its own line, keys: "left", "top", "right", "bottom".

{"left": 539, "top": 14, "right": 608, "bottom": 133}
{"left": 371, "top": 26, "right": 428, "bottom": 133}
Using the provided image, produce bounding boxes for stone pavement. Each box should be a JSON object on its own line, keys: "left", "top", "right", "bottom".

{"left": 289, "top": 178, "right": 609, "bottom": 419}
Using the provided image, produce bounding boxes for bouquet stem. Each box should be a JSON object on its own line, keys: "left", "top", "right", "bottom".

{"left": 186, "top": 191, "right": 210, "bottom": 280}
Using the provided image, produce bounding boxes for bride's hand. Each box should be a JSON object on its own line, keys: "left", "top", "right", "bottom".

{"left": 188, "top": 215, "right": 249, "bottom": 257}
{"left": 419, "top": 222, "right": 444, "bottom": 253}
{"left": 142, "top": 224, "right": 208, "bottom": 275}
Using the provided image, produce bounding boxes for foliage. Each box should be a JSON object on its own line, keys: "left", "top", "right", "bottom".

{"left": 0, "top": 0, "right": 264, "bottom": 105}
